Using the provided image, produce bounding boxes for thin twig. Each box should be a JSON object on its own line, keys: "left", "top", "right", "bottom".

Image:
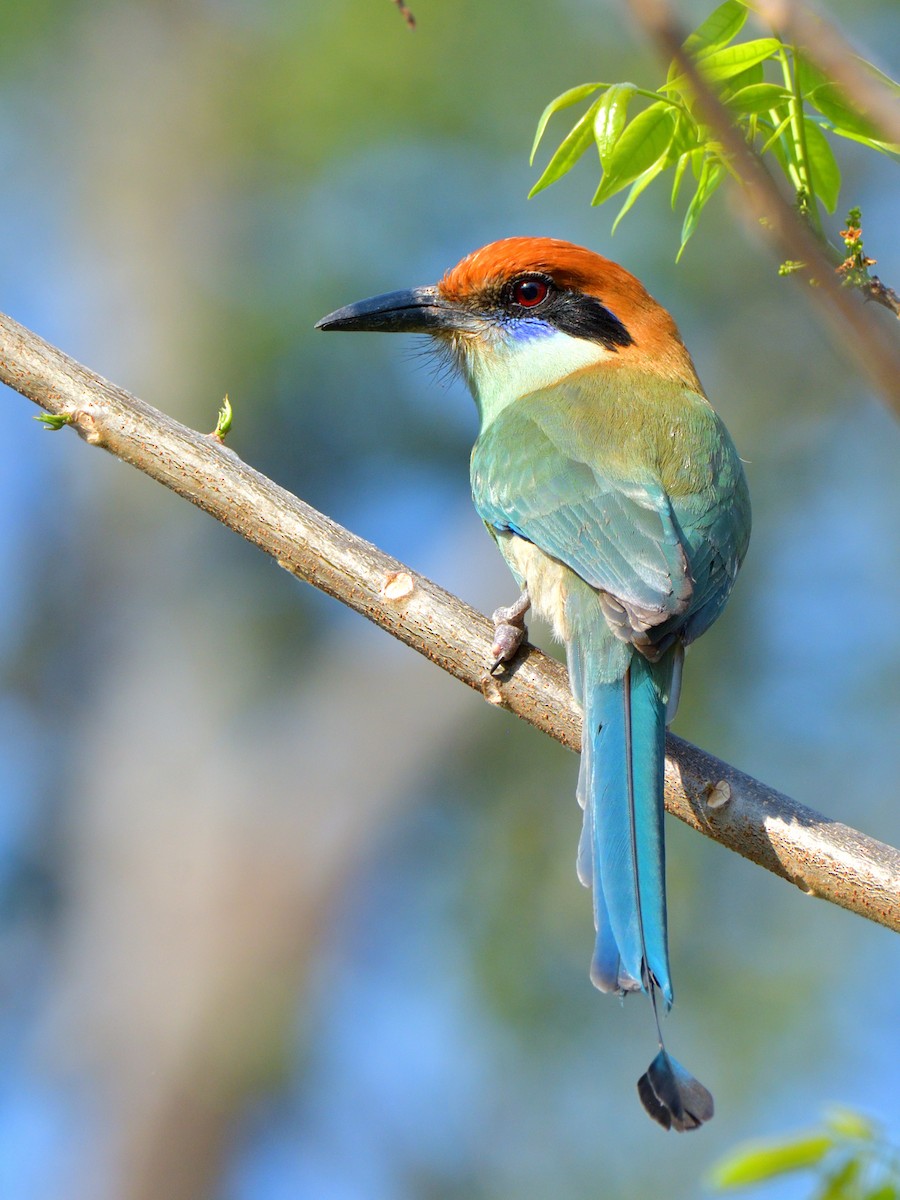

{"left": 838, "top": 210, "right": 900, "bottom": 318}
{"left": 1, "top": 308, "right": 899, "bottom": 932}
{"left": 391, "top": 0, "right": 416, "bottom": 30}
{"left": 865, "top": 276, "right": 900, "bottom": 317}
{"left": 625, "top": 0, "right": 900, "bottom": 414}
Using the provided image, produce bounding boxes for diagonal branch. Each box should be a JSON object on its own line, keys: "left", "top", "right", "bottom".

{"left": 753, "top": 0, "right": 900, "bottom": 147}
{"left": 625, "top": 0, "right": 900, "bottom": 414}
{"left": 2, "top": 308, "right": 899, "bottom": 933}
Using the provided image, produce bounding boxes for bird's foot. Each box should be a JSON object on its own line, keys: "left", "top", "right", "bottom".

{"left": 489, "top": 589, "right": 530, "bottom": 674}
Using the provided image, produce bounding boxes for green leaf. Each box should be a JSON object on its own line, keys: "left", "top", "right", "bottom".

{"left": 670, "top": 111, "right": 701, "bottom": 159}
{"left": 758, "top": 108, "right": 793, "bottom": 155}
{"left": 725, "top": 83, "right": 792, "bottom": 114}
{"left": 33, "top": 412, "right": 72, "bottom": 431}
{"left": 671, "top": 151, "right": 691, "bottom": 207}
{"left": 683, "top": 0, "right": 748, "bottom": 55}
{"left": 715, "top": 61, "right": 765, "bottom": 102}
{"left": 213, "top": 394, "right": 233, "bottom": 441}
{"left": 863, "top": 1187, "right": 899, "bottom": 1200}
{"left": 710, "top": 1133, "right": 833, "bottom": 1189}
{"left": 826, "top": 1108, "right": 874, "bottom": 1142}
{"left": 594, "top": 83, "right": 638, "bottom": 167}
{"left": 764, "top": 122, "right": 791, "bottom": 179}
{"left": 825, "top": 125, "right": 900, "bottom": 159}
{"left": 667, "top": 40, "right": 775, "bottom": 100}
{"left": 592, "top": 102, "right": 676, "bottom": 204}
{"left": 611, "top": 159, "right": 667, "bottom": 232}
{"left": 796, "top": 52, "right": 829, "bottom": 97}
{"left": 611, "top": 110, "right": 695, "bottom": 231}
{"left": 529, "top": 98, "right": 601, "bottom": 197}
{"left": 677, "top": 157, "right": 724, "bottom": 259}
{"left": 803, "top": 117, "right": 841, "bottom": 212}
{"left": 819, "top": 1157, "right": 859, "bottom": 1200}
{"left": 853, "top": 55, "right": 900, "bottom": 97}
{"left": 807, "top": 83, "right": 880, "bottom": 140}
{"left": 530, "top": 82, "right": 604, "bottom": 164}
{"left": 695, "top": 38, "right": 781, "bottom": 83}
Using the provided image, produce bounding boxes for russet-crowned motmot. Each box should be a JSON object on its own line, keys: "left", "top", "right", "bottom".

{"left": 317, "top": 237, "right": 751, "bottom": 1130}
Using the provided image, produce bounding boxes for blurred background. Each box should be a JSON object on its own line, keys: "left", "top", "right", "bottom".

{"left": 1, "top": 1, "right": 898, "bottom": 1196}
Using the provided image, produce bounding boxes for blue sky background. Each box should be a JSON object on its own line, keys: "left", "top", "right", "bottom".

{"left": 0, "top": 2, "right": 898, "bottom": 1197}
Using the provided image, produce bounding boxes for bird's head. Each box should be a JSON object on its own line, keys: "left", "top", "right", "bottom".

{"left": 316, "top": 237, "right": 700, "bottom": 418}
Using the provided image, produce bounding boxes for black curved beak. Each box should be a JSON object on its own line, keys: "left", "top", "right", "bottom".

{"left": 315, "top": 285, "right": 471, "bottom": 334}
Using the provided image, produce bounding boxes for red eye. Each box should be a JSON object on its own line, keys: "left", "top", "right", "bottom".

{"left": 512, "top": 277, "right": 549, "bottom": 308}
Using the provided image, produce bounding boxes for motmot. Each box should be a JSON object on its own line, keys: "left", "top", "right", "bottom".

{"left": 317, "top": 237, "right": 751, "bottom": 1130}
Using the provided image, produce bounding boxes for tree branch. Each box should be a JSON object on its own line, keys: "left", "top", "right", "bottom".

{"left": 391, "top": 0, "right": 416, "bottom": 30}
{"left": 2, "top": 309, "right": 899, "bottom": 933}
{"left": 625, "top": 0, "right": 900, "bottom": 415}
{"left": 753, "top": 0, "right": 900, "bottom": 147}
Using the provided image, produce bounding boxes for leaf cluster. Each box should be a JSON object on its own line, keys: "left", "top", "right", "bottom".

{"left": 710, "top": 1108, "right": 900, "bottom": 1200}
{"left": 529, "top": 0, "right": 899, "bottom": 259}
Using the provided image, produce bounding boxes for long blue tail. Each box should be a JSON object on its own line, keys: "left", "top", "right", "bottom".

{"left": 570, "top": 632, "right": 674, "bottom": 1005}
{"left": 567, "top": 614, "right": 713, "bottom": 1131}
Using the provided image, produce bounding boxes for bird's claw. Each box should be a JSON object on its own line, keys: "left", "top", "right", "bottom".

{"left": 490, "top": 624, "right": 525, "bottom": 673}
{"left": 489, "top": 590, "right": 530, "bottom": 673}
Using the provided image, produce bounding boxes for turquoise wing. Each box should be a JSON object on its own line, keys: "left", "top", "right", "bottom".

{"left": 471, "top": 399, "right": 692, "bottom": 639}
{"left": 470, "top": 378, "right": 749, "bottom": 644}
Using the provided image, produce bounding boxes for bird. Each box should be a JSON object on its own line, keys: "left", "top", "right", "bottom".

{"left": 316, "top": 237, "right": 751, "bottom": 1130}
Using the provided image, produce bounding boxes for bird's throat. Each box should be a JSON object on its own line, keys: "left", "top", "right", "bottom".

{"left": 458, "top": 328, "right": 614, "bottom": 429}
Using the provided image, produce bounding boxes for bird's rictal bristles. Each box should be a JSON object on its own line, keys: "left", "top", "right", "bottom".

{"left": 439, "top": 237, "right": 701, "bottom": 387}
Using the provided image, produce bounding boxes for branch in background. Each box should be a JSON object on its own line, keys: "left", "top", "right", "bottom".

{"left": 757, "top": 0, "right": 900, "bottom": 321}
{"left": 391, "top": 0, "right": 416, "bottom": 30}
{"left": 2, "top": 308, "right": 900, "bottom": 933}
{"left": 753, "top": 0, "right": 900, "bottom": 146}
{"left": 624, "top": 0, "right": 900, "bottom": 414}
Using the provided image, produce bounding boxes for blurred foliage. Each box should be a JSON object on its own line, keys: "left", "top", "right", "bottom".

{"left": 711, "top": 1109, "right": 900, "bottom": 1199}
{"left": 530, "top": 0, "right": 900, "bottom": 257}
{"left": 0, "top": 1, "right": 898, "bottom": 1198}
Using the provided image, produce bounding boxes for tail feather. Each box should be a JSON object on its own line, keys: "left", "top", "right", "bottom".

{"left": 574, "top": 735, "right": 631, "bottom": 991}
{"left": 566, "top": 595, "right": 715, "bottom": 1128}
{"left": 569, "top": 628, "right": 676, "bottom": 1005}
{"left": 566, "top": 602, "right": 714, "bottom": 1129}
{"left": 638, "top": 1050, "right": 715, "bottom": 1131}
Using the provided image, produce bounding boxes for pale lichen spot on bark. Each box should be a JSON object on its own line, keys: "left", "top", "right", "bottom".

{"left": 481, "top": 673, "right": 505, "bottom": 707}
{"left": 74, "top": 409, "right": 103, "bottom": 445}
{"left": 381, "top": 570, "right": 415, "bottom": 602}
{"left": 705, "top": 779, "right": 732, "bottom": 809}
